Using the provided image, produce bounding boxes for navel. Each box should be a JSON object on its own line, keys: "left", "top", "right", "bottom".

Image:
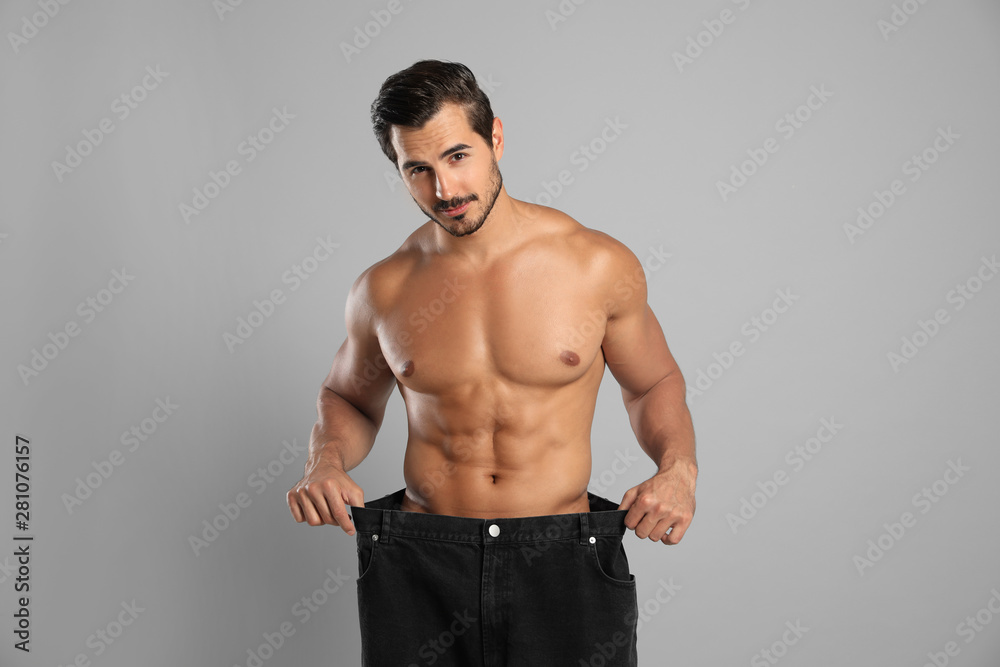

{"left": 401, "top": 360, "right": 415, "bottom": 377}
{"left": 559, "top": 350, "right": 580, "bottom": 366}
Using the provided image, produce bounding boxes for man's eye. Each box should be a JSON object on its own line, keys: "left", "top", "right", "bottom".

{"left": 453, "top": 153, "right": 466, "bottom": 161}
{"left": 411, "top": 166, "right": 426, "bottom": 175}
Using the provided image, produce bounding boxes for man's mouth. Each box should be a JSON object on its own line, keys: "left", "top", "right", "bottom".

{"left": 440, "top": 201, "right": 472, "bottom": 217}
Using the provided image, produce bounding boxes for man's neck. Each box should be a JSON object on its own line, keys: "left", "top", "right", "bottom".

{"left": 430, "top": 188, "right": 529, "bottom": 265}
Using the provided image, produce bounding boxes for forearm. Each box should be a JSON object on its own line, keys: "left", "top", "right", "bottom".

{"left": 308, "top": 386, "right": 379, "bottom": 472}
{"left": 624, "top": 372, "right": 696, "bottom": 474}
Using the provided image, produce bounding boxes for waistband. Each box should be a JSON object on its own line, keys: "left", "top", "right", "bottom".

{"left": 349, "top": 488, "right": 627, "bottom": 545}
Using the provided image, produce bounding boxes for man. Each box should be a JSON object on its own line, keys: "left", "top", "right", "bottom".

{"left": 287, "top": 60, "right": 696, "bottom": 666}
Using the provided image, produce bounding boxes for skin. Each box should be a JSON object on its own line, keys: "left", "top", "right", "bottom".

{"left": 287, "top": 102, "right": 697, "bottom": 545}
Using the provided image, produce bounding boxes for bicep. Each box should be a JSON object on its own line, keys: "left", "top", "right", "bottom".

{"left": 604, "top": 303, "right": 680, "bottom": 402}
{"left": 600, "top": 250, "right": 681, "bottom": 403}
{"left": 321, "top": 274, "right": 397, "bottom": 428}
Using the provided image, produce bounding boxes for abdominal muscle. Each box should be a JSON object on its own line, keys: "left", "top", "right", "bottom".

{"left": 399, "top": 432, "right": 594, "bottom": 518}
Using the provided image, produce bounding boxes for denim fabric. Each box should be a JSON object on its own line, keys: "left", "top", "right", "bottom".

{"left": 349, "top": 488, "right": 638, "bottom": 666}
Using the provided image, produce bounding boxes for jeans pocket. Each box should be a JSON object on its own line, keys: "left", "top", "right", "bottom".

{"left": 356, "top": 533, "right": 380, "bottom": 582}
{"left": 588, "top": 536, "right": 636, "bottom": 587}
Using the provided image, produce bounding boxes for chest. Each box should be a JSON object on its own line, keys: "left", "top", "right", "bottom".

{"left": 376, "top": 260, "right": 608, "bottom": 391}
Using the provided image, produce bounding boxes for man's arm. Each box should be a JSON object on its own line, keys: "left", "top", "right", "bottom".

{"left": 598, "top": 237, "right": 697, "bottom": 545}
{"left": 286, "top": 266, "right": 397, "bottom": 534}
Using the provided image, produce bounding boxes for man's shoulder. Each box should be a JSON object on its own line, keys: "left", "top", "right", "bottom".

{"left": 531, "top": 204, "right": 639, "bottom": 276}
{"left": 347, "top": 230, "right": 426, "bottom": 312}
{"left": 531, "top": 206, "right": 647, "bottom": 317}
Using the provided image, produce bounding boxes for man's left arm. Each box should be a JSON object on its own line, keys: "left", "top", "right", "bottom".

{"left": 599, "top": 239, "right": 697, "bottom": 545}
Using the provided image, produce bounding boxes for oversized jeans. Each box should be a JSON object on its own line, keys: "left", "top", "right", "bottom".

{"left": 350, "top": 488, "right": 639, "bottom": 666}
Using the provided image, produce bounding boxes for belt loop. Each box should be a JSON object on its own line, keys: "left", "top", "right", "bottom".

{"left": 579, "top": 512, "right": 590, "bottom": 545}
{"left": 379, "top": 509, "right": 392, "bottom": 543}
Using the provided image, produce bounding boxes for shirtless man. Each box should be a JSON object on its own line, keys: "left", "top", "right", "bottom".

{"left": 287, "top": 60, "right": 696, "bottom": 666}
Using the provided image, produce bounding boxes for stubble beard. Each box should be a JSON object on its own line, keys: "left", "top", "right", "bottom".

{"left": 415, "top": 157, "right": 504, "bottom": 238}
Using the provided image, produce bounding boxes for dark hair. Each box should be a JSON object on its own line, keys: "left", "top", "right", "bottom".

{"left": 371, "top": 59, "right": 495, "bottom": 167}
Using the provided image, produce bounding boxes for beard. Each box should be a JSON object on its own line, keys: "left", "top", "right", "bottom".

{"left": 414, "top": 156, "right": 503, "bottom": 238}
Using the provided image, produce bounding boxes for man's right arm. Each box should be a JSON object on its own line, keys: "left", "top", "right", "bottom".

{"left": 286, "top": 266, "right": 397, "bottom": 535}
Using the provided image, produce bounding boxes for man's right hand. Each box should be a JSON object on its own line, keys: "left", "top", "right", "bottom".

{"left": 286, "top": 459, "right": 365, "bottom": 535}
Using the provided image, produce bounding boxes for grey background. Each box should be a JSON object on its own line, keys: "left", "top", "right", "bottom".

{"left": 2, "top": 0, "right": 999, "bottom": 665}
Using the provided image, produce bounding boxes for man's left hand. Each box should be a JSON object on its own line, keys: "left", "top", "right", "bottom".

{"left": 618, "top": 457, "right": 697, "bottom": 545}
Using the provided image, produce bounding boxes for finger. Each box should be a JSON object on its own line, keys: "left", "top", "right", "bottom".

{"left": 647, "top": 518, "right": 675, "bottom": 542}
{"left": 617, "top": 487, "right": 638, "bottom": 512}
{"left": 662, "top": 521, "right": 689, "bottom": 545}
{"left": 632, "top": 512, "right": 661, "bottom": 540}
{"left": 304, "top": 484, "right": 338, "bottom": 526}
{"left": 621, "top": 489, "right": 647, "bottom": 530}
{"left": 297, "top": 494, "right": 325, "bottom": 527}
{"left": 329, "top": 493, "right": 356, "bottom": 535}
{"left": 287, "top": 491, "right": 305, "bottom": 522}
{"left": 623, "top": 502, "right": 648, "bottom": 531}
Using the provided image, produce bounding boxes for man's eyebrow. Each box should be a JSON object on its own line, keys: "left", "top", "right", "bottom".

{"left": 401, "top": 143, "right": 473, "bottom": 171}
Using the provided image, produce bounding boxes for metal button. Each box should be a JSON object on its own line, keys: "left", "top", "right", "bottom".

{"left": 372, "top": 534, "right": 379, "bottom": 541}
{"left": 589, "top": 536, "right": 596, "bottom": 544}
{"left": 488, "top": 524, "right": 500, "bottom": 537}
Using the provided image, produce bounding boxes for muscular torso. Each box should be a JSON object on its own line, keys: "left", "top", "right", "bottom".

{"left": 370, "top": 207, "right": 616, "bottom": 517}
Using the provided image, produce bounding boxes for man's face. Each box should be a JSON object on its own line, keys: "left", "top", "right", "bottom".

{"left": 391, "top": 103, "right": 503, "bottom": 238}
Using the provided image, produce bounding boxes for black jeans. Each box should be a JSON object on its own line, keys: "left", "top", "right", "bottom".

{"left": 349, "top": 488, "right": 638, "bottom": 666}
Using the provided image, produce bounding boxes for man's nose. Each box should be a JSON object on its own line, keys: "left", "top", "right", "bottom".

{"left": 435, "top": 172, "right": 456, "bottom": 201}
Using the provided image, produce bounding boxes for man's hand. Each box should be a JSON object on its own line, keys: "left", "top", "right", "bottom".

{"left": 287, "top": 457, "right": 365, "bottom": 535}
{"left": 618, "top": 457, "right": 697, "bottom": 545}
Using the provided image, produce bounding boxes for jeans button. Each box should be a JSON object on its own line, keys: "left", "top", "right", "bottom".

{"left": 488, "top": 524, "right": 500, "bottom": 537}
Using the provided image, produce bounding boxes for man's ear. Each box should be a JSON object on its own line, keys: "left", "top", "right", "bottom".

{"left": 491, "top": 116, "right": 504, "bottom": 161}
